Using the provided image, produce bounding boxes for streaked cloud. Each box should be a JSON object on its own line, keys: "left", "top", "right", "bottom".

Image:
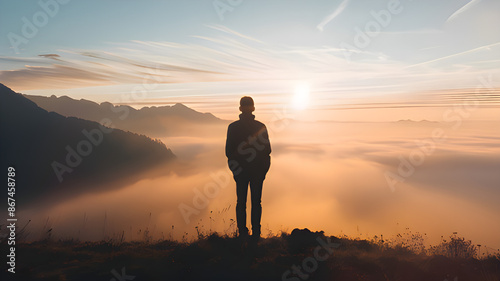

{"left": 447, "top": 0, "right": 482, "bottom": 23}
{"left": 405, "top": 41, "right": 500, "bottom": 69}
{"left": 317, "top": 0, "right": 352, "bottom": 32}
{"left": 38, "top": 54, "right": 61, "bottom": 60}
{"left": 205, "top": 24, "right": 264, "bottom": 44}
{"left": 1, "top": 26, "right": 498, "bottom": 100}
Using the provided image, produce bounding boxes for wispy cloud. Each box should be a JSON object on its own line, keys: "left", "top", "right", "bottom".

{"left": 205, "top": 25, "right": 264, "bottom": 44}
{"left": 317, "top": 0, "right": 352, "bottom": 32}
{"left": 366, "top": 29, "right": 443, "bottom": 36}
{"left": 1, "top": 26, "right": 498, "bottom": 95}
{"left": 446, "top": 0, "right": 482, "bottom": 22}
{"left": 0, "top": 64, "right": 113, "bottom": 90}
{"left": 38, "top": 54, "right": 61, "bottom": 60}
{"left": 405, "top": 41, "right": 500, "bottom": 69}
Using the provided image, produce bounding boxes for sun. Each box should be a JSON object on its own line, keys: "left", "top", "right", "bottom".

{"left": 292, "top": 82, "right": 310, "bottom": 110}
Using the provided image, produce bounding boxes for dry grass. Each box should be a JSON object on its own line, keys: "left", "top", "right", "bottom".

{"left": 1, "top": 226, "right": 499, "bottom": 281}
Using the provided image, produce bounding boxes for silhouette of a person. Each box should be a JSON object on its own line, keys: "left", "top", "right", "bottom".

{"left": 225, "top": 96, "right": 271, "bottom": 239}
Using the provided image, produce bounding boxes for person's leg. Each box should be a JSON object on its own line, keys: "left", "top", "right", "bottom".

{"left": 249, "top": 177, "right": 264, "bottom": 237}
{"left": 236, "top": 177, "right": 250, "bottom": 236}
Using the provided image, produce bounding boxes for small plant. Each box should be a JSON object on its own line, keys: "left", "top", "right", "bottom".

{"left": 386, "top": 228, "right": 427, "bottom": 254}
{"left": 143, "top": 227, "right": 152, "bottom": 243}
{"left": 430, "top": 233, "right": 477, "bottom": 259}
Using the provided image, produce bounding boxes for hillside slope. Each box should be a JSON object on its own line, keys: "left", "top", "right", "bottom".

{"left": 0, "top": 84, "right": 175, "bottom": 204}
{"left": 3, "top": 228, "right": 499, "bottom": 281}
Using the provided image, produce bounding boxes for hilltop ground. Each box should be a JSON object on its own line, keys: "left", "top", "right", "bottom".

{"left": 2, "top": 228, "right": 499, "bottom": 281}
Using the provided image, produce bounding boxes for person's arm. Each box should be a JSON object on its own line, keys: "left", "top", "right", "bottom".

{"left": 261, "top": 125, "right": 271, "bottom": 155}
{"left": 225, "top": 124, "right": 234, "bottom": 159}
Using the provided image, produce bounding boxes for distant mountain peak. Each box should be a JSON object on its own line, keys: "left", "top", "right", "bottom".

{"left": 173, "top": 103, "right": 187, "bottom": 108}
{"left": 396, "top": 119, "right": 439, "bottom": 124}
{"left": 23, "top": 93, "right": 225, "bottom": 137}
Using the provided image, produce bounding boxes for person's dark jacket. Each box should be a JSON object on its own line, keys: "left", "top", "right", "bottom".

{"left": 225, "top": 113, "right": 271, "bottom": 178}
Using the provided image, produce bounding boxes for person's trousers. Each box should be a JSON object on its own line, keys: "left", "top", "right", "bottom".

{"left": 236, "top": 177, "right": 263, "bottom": 236}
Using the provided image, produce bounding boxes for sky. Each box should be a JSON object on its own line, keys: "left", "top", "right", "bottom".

{"left": 0, "top": 0, "right": 499, "bottom": 121}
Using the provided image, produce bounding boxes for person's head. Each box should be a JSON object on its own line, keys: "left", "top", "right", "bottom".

{"left": 239, "top": 96, "right": 255, "bottom": 113}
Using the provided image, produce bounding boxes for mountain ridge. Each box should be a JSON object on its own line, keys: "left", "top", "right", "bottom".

{"left": 25, "top": 94, "right": 226, "bottom": 137}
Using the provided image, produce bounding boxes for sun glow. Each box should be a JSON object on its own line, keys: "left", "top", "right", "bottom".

{"left": 292, "top": 82, "right": 310, "bottom": 110}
